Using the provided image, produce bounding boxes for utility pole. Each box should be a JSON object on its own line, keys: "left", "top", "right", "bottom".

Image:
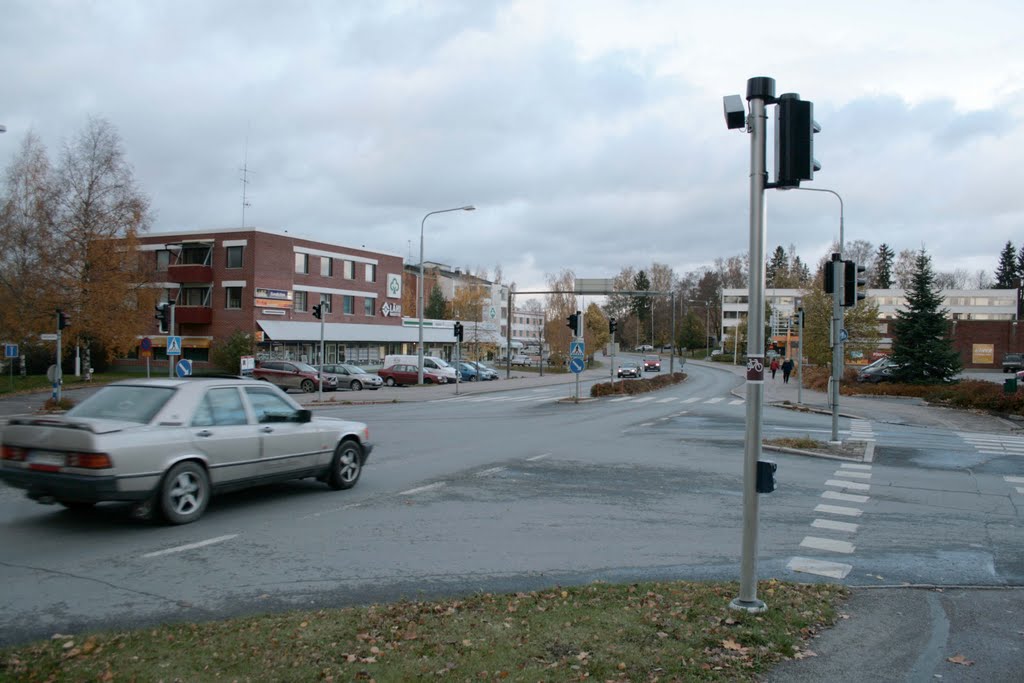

{"left": 830, "top": 253, "right": 843, "bottom": 443}
{"left": 167, "top": 303, "right": 176, "bottom": 378}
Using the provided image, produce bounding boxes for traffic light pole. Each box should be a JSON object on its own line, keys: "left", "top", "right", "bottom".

{"left": 730, "top": 76, "right": 771, "bottom": 615}
{"left": 669, "top": 292, "right": 676, "bottom": 373}
{"left": 318, "top": 314, "right": 325, "bottom": 404}
{"left": 830, "top": 253, "right": 842, "bottom": 443}
{"left": 55, "top": 313, "right": 63, "bottom": 403}
{"left": 168, "top": 304, "right": 176, "bottom": 378}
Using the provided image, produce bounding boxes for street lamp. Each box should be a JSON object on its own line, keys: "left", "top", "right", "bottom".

{"left": 418, "top": 205, "right": 475, "bottom": 384}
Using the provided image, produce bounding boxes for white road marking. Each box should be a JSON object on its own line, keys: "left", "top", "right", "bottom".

{"left": 1006, "top": 476, "right": 1024, "bottom": 483}
{"left": 142, "top": 534, "right": 238, "bottom": 558}
{"left": 681, "top": 397, "right": 701, "bottom": 403}
{"left": 728, "top": 399, "right": 745, "bottom": 405}
{"left": 526, "top": 453, "right": 551, "bottom": 461}
{"left": 1017, "top": 487, "right": 1024, "bottom": 495}
{"left": 787, "top": 557, "right": 853, "bottom": 579}
{"left": 822, "top": 490, "right": 870, "bottom": 503}
{"left": 631, "top": 396, "right": 656, "bottom": 403}
{"left": 841, "top": 463, "right": 873, "bottom": 470}
{"left": 814, "top": 503, "right": 863, "bottom": 517}
{"left": 812, "top": 518, "right": 859, "bottom": 533}
{"left": 610, "top": 396, "right": 632, "bottom": 402}
{"left": 301, "top": 503, "right": 363, "bottom": 519}
{"left": 834, "top": 470, "right": 871, "bottom": 479}
{"left": 825, "top": 479, "right": 871, "bottom": 491}
{"left": 399, "top": 482, "right": 446, "bottom": 496}
{"left": 656, "top": 397, "right": 679, "bottom": 403}
{"left": 639, "top": 422, "right": 655, "bottom": 427}
{"left": 705, "top": 397, "right": 724, "bottom": 404}
{"left": 476, "top": 467, "right": 505, "bottom": 477}
{"left": 800, "top": 536, "right": 855, "bottom": 554}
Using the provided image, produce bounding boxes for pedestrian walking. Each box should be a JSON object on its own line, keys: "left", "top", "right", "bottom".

{"left": 770, "top": 357, "right": 780, "bottom": 379}
{"left": 782, "top": 358, "right": 794, "bottom": 384}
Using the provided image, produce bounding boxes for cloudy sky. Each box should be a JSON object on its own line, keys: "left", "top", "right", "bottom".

{"left": 2, "top": 0, "right": 1022, "bottom": 295}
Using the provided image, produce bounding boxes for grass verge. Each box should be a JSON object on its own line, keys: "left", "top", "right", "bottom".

{"left": 1, "top": 580, "right": 846, "bottom": 682}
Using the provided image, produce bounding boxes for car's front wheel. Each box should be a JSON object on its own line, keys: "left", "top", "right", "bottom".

{"left": 385, "top": 377, "right": 396, "bottom": 386}
{"left": 327, "top": 439, "right": 363, "bottom": 490}
{"left": 351, "top": 380, "right": 362, "bottom": 391}
{"left": 159, "top": 461, "right": 209, "bottom": 525}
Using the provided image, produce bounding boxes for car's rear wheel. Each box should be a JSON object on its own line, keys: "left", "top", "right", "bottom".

{"left": 385, "top": 377, "right": 396, "bottom": 386}
{"left": 351, "top": 380, "right": 362, "bottom": 391}
{"left": 469, "top": 375, "right": 477, "bottom": 381}
{"left": 327, "top": 439, "right": 363, "bottom": 490}
{"left": 301, "top": 379, "right": 316, "bottom": 393}
{"left": 159, "top": 461, "right": 209, "bottom": 525}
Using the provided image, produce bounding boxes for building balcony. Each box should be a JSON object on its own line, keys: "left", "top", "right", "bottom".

{"left": 174, "top": 306, "right": 213, "bottom": 325}
{"left": 167, "top": 264, "right": 213, "bottom": 283}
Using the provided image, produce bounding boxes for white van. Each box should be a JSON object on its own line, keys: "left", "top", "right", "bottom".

{"left": 382, "top": 354, "right": 458, "bottom": 381}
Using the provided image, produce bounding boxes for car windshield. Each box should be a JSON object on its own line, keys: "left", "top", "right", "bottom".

{"left": 66, "top": 385, "right": 176, "bottom": 423}
{"left": 645, "top": 355, "right": 659, "bottom": 361}
{"left": 294, "top": 362, "right": 319, "bottom": 373}
{"left": 342, "top": 365, "right": 367, "bottom": 375}
{"left": 432, "top": 358, "right": 451, "bottom": 368}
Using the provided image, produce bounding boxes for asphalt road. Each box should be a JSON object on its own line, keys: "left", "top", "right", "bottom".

{"left": 1, "top": 359, "right": 1022, "bottom": 656}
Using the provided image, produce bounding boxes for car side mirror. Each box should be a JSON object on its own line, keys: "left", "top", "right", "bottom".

{"left": 295, "top": 409, "right": 312, "bottom": 423}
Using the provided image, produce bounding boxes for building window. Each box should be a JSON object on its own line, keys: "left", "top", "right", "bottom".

{"left": 156, "top": 249, "right": 170, "bottom": 271}
{"left": 365, "top": 263, "right": 377, "bottom": 282}
{"left": 226, "top": 246, "right": 243, "bottom": 269}
{"left": 343, "top": 295, "right": 354, "bottom": 314}
{"left": 182, "top": 287, "right": 207, "bottom": 306}
{"left": 343, "top": 260, "right": 355, "bottom": 279}
{"left": 294, "top": 291, "right": 307, "bottom": 312}
{"left": 295, "top": 253, "right": 309, "bottom": 274}
{"left": 225, "top": 287, "right": 242, "bottom": 309}
{"left": 321, "top": 256, "right": 333, "bottom": 277}
{"left": 364, "top": 297, "right": 374, "bottom": 316}
{"left": 320, "top": 293, "right": 332, "bottom": 314}
{"left": 180, "top": 245, "right": 210, "bottom": 265}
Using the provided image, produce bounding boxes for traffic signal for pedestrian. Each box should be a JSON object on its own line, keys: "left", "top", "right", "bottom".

{"left": 823, "top": 254, "right": 840, "bottom": 294}
{"left": 774, "top": 93, "right": 820, "bottom": 188}
{"left": 312, "top": 303, "right": 323, "bottom": 319}
{"left": 843, "top": 260, "right": 867, "bottom": 307}
{"left": 609, "top": 317, "right": 618, "bottom": 335}
{"left": 154, "top": 303, "right": 168, "bottom": 333}
{"left": 567, "top": 312, "right": 579, "bottom": 336}
{"left": 57, "top": 309, "right": 70, "bottom": 330}
{"left": 453, "top": 321, "right": 464, "bottom": 342}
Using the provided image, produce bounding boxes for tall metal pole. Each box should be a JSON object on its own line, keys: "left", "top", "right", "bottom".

{"left": 55, "top": 313, "right": 63, "bottom": 403}
{"left": 669, "top": 292, "right": 675, "bottom": 373}
{"left": 830, "top": 252, "right": 843, "bottom": 443}
{"left": 730, "top": 76, "right": 773, "bottom": 614}
{"left": 505, "top": 287, "right": 512, "bottom": 379}
{"left": 798, "top": 307, "right": 804, "bottom": 405}
{"left": 318, "top": 314, "right": 325, "bottom": 403}
{"left": 168, "top": 303, "right": 176, "bottom": 378}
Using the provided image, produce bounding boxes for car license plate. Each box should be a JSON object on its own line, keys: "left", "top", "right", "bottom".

{"left": 28, "top": 450, "right": 66, "bottom": 466}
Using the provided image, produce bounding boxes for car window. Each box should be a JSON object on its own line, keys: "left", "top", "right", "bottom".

{"left": 191, "top": 387, "right": 248, "bottom": 427}
{"left": 244, "top": 387, "right": 300, "bottom": 423}
{"left": 66, "top": 385, "right": 176, "bottom": 423}
{"left": 345, "top": 365, "right": 367, "bottom": 375}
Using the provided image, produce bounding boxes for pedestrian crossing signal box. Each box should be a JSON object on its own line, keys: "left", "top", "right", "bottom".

{"left": 756, "top": 460, "right": 777, "bottom": 493}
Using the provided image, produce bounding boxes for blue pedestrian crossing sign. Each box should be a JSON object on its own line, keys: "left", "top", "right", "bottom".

{"left": 4, "top": 344, "right": 17, "bottom": 359}
{"left": 569, "top": 357, "right": 585, "bottom": 374}
{"left": 167, "top": 336, "right": 182, "bottom": 356}
{"left": 175, "top": 359, "right": 193, "bottom": 377}
{"left": 569, "top": 340, "right": 585, "bottom": 358}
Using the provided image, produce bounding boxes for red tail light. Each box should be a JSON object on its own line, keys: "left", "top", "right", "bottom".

{"left": 2, "top": 445, "right": 27, "bottom": 461}
{"left": 66, "top": 452, "right": 113, "bottom": 469}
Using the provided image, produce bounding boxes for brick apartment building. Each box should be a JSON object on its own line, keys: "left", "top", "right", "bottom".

{"left": 125, "top": 228, "right": 466, "bottom": 369}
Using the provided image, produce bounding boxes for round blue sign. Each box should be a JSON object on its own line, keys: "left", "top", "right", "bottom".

{"left": 175, "top": 359, "right": 193, "bottom": 377}
{"left": 569, "top": 357, "right": 585, "bottom": 374}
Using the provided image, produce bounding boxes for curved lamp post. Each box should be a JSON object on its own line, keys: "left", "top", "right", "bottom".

{"left": 418, "top": 206, "right": 475, "bottom": 384}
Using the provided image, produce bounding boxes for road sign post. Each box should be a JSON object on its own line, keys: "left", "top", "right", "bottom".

{"left": 569, "top": 339, "right": 585, "bottom": 403}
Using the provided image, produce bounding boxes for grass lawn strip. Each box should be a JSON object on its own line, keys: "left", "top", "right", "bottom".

{"left": 2, "top": 580, "right": 846, "bottom": 682}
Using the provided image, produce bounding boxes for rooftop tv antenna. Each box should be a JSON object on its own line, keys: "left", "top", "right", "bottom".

{"left": 240, "top": 131, "right": 255, "bottom": 227}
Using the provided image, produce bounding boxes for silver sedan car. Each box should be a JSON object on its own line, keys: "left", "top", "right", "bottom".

{"left": 315, "top": 363, "right": 383, "bottom": 391}
{"left": 0, "top": 377, "right": 373, "bottom": 525}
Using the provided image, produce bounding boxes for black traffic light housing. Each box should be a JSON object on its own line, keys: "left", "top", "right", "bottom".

{"left": 843, "top": 260, "right": 867, "bottom": 307}
{"left": 154, "top": 303, "right": 168, "bottom": 333}
{"left": 567, "top": 312, "right": 579, "bottom": 336}
{"left": 823, "top": 253, "right": 840, "bottom": 294}
{"left": 609, "top": 317, "right": 617, "bottom": 335}
{"left": 774, "top": 93, "right": 820, "bottom": 188}
{"left": 756, "top": 460, "right": 777, "bottom": 493}
{"left": 57, "top": 309, "right": 70, "bottom": 330}
{"left": 312, "top": 303, "right": 323, "bottom": 319}
{"left": 453, "top": 321, "right": 464, "bottom": 342}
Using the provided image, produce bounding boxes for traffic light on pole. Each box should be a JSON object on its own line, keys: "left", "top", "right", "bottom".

{"left": 154, "top": 303, "right": 168, "bottom": 333}
{"left": 567, "top": 312, "right": 578, "bottom": 335}
{"left": 57, "top": 309, "right": 70, "bottom": 330}
{"left": 774, "top": 93, "right": 821, "bottom": 188}
{"left": 843, "top": 260, "right": 867, "bottom": 307}
{"left": 609, "top": 317, "right": 617, "bottom": 335}
{"left": 823, "top": 257, "right": 837, "bottom": 294}
{"left": 312, "top": 304, "right": 322, "bottom": 319}
{"left": 453, "top": 321, "right": 463, "bottom": 342}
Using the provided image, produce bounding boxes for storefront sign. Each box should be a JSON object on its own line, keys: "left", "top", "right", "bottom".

{"left": 387, "top": 273, "right": 402, "bottom": 299}
{"left": 381, "top": 301, "right": 402, "bottom": 317}
{"left": 254, "top": 288, "right": 292, "bottom": 308}
{"left": 972, "top": 344, "right": 994, "bottom": 365}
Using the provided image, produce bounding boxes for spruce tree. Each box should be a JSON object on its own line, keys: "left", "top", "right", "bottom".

{"left": 425, "top": 282, "right": 447, "bottom": 319}
{"left": 873, "top": 243, "right": 895, "bottom": 288}
{"left": 890, "top": 250, "right": 961, "bottom": 383}
{"left": 766, "top": 246, "right": 787, "bottom": 287}
{"left": 994, "top": 240, "right": 1017, "bottom": 288}
{"left": 1017, "top": 244, "right": 1024, "bottom": 285}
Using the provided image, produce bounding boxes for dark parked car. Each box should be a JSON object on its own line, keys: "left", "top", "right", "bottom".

{"left": 314, "top": 363, "right": 382, "bottom": 391}
{"left": 253, "top": 360, "right": 338, "bottom": 392}
{"left": 0, "top": 378, "right": 371, "bottom": 524}
{"left": 465, "top": 361, "right": 499, "bottom": 380}
{"left": 1003, "top": 353, "right": 1023, "bottom": 373}
{"left": 856, "top": 357, "right": 898, "bottom": 383}
{"left": 377, "top": 364, "right": 448, "bottom": 386}
{"left": 617, "top": 362, "right": 641, "bottom": 378}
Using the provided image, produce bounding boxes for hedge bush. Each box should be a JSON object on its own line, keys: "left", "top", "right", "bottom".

{"left": 590, "top": 372, "right": 687, "bottom": 397}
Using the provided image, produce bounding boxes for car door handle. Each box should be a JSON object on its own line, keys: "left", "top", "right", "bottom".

{"left": 261, "top": 426, "right": 274, "bottom": 433}
{"left": 195, "top": 430, "right": 213, "bottom": 438}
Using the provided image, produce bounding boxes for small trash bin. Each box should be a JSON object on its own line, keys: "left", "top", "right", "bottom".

{"left": 1004, "top": 378, "right": 1017, "bottom": 394}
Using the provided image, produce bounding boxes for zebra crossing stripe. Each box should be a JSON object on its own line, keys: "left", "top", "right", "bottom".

{"left": 825, "top": 479, "right": 870, "bottom": 491}
{"left": 841, "top": 463, "right": 872, "bottom": 470}
{"left": 800, "top": 536, "right": 855, "bottom": 554}
{"left": 822, "top": 490, "right": 869, "bottom": 503}
{"left": 812, "top": 518, "right": 859, "bottom": 533}
{"left": 682, "top": 397, "right": 701, "bottom": 403}
{"left": 631, "top": 397, "right": 657, "bottom": 403}
{"left": 814, "top": 504, "right": 862, "bottom": 517}
{"left": 787, "top": 557, "right": 853, "bottom": 579}
{"left": 610, "top": 396, "right": 632, "bottom": 402}
{"left": 1005, "top": 476, "right": 1024, "bottom": 484}
{"left": 834, "top": 470, "right": 871, "bottom": 479}
{"left": 728, "top": 399, "right": 745, "bottom": 405}
{"left": 656, "top": 397, "right": 678, "bottom": 403}
{"left": 706, "top": 397, "right": 724, "bottom": 404}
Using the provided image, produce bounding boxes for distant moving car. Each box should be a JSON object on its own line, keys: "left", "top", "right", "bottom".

{"left": 315, "top": 363, "right": 382, "bottom": 391}
{"left": 253, "top": 360, "right": 338, "bottom": 393}
{"left": 856, "top": 357, "right": 898, "bottom": 383}
{"left": 377, "top": 364, "right": 448, "bottom": 386}
{"left": 0, "top": 378, "right": 372, "bottom": 525}
{"left": 643, "top": 355, "right": 662, "bottom": 372}
{"left": 635, "top": 344, "right": 654, "bottom": 352}
{"left": 617, "top": 362, "right": 641, "bottom": 378}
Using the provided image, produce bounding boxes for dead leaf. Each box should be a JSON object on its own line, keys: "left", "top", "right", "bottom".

{"left": 576, "top": 651, "right": 590, "bottom": 660}
{"left": 947, "top": 654, "right": 973, "bottom": 666}
{"left": 722, "top": 639, "right": 745, "bottom": 651}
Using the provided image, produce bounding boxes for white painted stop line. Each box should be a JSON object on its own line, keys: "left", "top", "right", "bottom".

{"left": 143, "top": 534, "right": 238, "bottom": 558}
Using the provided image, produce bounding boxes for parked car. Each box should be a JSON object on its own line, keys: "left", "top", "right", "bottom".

{"left": 856, "top": 357, "right": 898, "bottom": 383}
{"left": 253, "top": 360, "right": 339, "bottom": 393}
{"left": 1002, "top": 353, "right": 1023, "bottom": 373}
{"left": 508, "top": 354, "right": 532, "bottom": 367}
{"left": 617, "top": 362, "right": 641, "bottom": 378}
{"left": 377, "top": 363, "right": 448, "bottom": 386}
{"left": 643, "top": 355, "right": 662, "bottom": 372}
{"left": 455, "top": 362, "right": 480, "bottom": 381}
{"left": 382, "top": 354, "right": 458, "bottom": 382}
{"left": 465, "top": 361, "right": 499, "bottom": 380}
{"left": 314, "top": 363, "right": 382, "bottom": 391}
{"left": 635, "top": 344, "right": 654, "bottom": 352}
{"left": 0, "top": 378, "right": 372, "bottom": 525}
